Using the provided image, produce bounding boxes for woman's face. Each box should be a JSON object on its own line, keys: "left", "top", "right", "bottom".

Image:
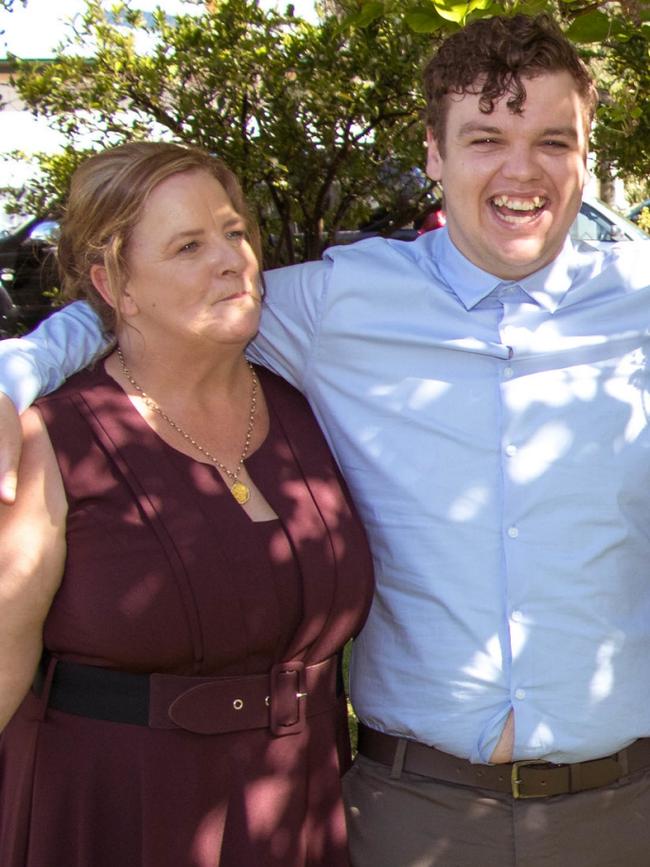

{"left": 119, "top": 169, "right": 261, "bottom": 349}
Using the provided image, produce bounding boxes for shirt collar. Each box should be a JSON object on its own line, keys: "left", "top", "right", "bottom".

{"left": 429, "top": 228, "right": 578, "bottom": 313}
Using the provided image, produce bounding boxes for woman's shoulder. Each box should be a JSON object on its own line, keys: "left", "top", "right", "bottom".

{"left": 36, "top": 360, "right": 111, "bottom": 408}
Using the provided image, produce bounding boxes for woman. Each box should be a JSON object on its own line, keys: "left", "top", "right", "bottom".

{"left": 0, "top": 141, "right": 374, "bottom": 867}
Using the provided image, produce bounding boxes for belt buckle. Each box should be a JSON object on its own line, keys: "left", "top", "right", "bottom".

{"left": 269, "top": 661, "right": 307, "bottom": 737}
{"left": 511, "top": 759, "right": 549, "bottom": 799}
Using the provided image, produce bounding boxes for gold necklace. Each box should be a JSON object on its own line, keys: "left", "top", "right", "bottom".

{"left": 117, "top": 347, "right": 258, "bottom": 505}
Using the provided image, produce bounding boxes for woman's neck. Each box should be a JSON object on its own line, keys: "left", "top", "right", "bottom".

{"left": 112, "top": 330, "right": 252, "bottom": 407}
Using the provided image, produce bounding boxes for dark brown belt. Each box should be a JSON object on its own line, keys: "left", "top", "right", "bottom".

{"left": 357, "top": 723, "right": 650, "bottom": 799}
{"left": 34, "top": 654, "right": 340, "bottom": 737}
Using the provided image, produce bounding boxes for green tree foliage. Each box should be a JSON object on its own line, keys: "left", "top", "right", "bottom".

{"left": 638, "top": 208, "right": 650, "bottom": 234}
{"left": 4, "top": 0, "right": 648, "bottom": 266}
{"left": 589, "top": 11, "right": 650, "bottom": 184}
{"left": 7, "top": 0, "right": 438, "bottom": 265}
{"left": 341, "top": 0, "right": 649, "bottom": 182}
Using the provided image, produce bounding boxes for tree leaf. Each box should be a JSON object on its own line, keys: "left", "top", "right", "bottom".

{"left": 405, "top": 8, "right": 445, "bottom": 33}
{"left": 433, "top": 0, "right": 492, "bottom": 24}
{"left": 565, "top": 11, "right": 611, "bottom": 44}
{"left": 352, "top": 2, "right": 385, "bottom": 27}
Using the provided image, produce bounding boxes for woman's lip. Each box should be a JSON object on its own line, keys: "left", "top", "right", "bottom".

{"left": 216, "top": 290, "right": 248, "bottom": 303}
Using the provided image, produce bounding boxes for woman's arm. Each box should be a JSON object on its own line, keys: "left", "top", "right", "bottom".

{"left": 0, "top": 407, "right": 67, "bottom": 731}
{"left": 0, "top": 301, "right": 107, "bottom": 504}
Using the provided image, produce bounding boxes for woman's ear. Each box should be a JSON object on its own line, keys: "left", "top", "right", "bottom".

{"left": 89, "top": 264, "right": 114, "bottom": 307}
{"left": 89, "top": 265, "right": 138, "bottom": 316}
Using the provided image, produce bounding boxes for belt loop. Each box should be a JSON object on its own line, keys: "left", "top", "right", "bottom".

{"left": 390, "top": 737, "right": 408, "bottom": 780}
{"left": 617, "top": 748, "right": 629, "bottom": 778}
{"left": 269, "top": 660, "right": 307, "bottom": 736}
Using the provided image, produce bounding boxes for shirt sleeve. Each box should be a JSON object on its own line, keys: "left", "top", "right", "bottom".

{"left": 0, "top": 301, "right": 109, "bottom": 412}
{"left": 248, "top": 259, "right": 331, "bottom": 391}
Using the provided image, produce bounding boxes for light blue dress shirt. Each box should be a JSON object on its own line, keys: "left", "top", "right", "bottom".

{"left": 2, "top": 227, "right": 650, "bottom": 764}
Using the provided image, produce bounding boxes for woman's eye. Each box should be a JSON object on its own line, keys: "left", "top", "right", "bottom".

{"left": 179, "top": 240, "right": 198, "bottom": 253}
{"left": 226, "top": 230, "right": 246, "bottom": 241}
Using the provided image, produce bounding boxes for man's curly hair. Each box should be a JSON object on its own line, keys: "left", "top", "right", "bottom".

{"left": 423, "top": 14, "right": 598, "bottom": 155}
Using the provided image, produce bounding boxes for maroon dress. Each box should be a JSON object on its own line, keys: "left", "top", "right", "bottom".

{"left": 0, "top": 363, "right": 374, "bottom": 867}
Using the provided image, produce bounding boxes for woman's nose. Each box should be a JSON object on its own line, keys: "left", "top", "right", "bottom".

{"left": 212, "top": 238, "right": 248, "bottom": 274}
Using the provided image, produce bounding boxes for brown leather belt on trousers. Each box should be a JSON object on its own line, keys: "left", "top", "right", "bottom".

{"left": 357, "top": 723, "right": 650, "bottom": 799}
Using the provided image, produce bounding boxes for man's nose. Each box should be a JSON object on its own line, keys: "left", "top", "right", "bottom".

{"left": 500, "top": 145, "right": 542, "bottom": 181}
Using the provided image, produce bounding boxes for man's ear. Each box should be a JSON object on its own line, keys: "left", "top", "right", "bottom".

{"left": 89, "top": 264, "right": 138, "bottom": 316}
{"left": 425, "top": 128, "right": 444, "bottom": 182}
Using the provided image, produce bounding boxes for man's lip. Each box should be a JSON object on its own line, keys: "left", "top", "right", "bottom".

{"left": 488, "top": 194, "right": 549, "bottom": 225}
{"left": 491, "top": 194, "right": 548, "bottom": 210}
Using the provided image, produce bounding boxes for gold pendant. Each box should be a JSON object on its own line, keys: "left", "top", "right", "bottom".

{"left": 230, "top": 481, "right": 251, "bottom": 505}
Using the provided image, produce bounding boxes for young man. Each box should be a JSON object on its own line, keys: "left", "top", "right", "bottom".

{"left": 1, "top": 13, "right": 650, "bottom": 866}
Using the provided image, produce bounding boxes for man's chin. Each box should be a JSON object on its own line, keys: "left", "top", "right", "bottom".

{"left": 493, "top": 239, "right": 562, "bottom": 280}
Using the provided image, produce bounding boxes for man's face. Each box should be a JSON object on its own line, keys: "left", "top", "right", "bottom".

{"left": 426, "top": 71, "right": 589, "bottom": 280}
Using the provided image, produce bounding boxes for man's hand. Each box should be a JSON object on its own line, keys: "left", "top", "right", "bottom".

{"left": 0, "top": 392, "right": 22, "bottom": 505}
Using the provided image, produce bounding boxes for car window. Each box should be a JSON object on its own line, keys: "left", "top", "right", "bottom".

{"left": 571, "top": 202, "right": 625, "bottom": 242}
{"left": 26, "top": 219, "right": 60, "bottom": 244}
{"left": 571, "top": 200, "right": 648, "bottom": 243}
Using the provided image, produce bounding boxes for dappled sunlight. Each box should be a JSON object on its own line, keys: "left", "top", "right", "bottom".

{"left": 449, "top": 485, "right": 490, "bottom": 522}
{"left": 507, "top": 364, "right": 599, "bottom": 410}
{"left": 509, "top": 423, "right": 574, "bottom": 484}
{"left": 460, "top": 634, "right": 504, "bottom": 691}
{"left": 528, "top": 720, "right": 554, "bottom": 751}
{"left": 589, "top": 636, "right": 624, "bottom": 703}
{"left": 605, "top": 359, "right": 649, "bottom": 444}
{"left": 368, "top": 377, "right": 451, "bottom": 409}
{"left": 509, "top": 619, "right": 528, "bottom": 662}
{"left": 118, "top": 573, "right": 167, "bottom": 617}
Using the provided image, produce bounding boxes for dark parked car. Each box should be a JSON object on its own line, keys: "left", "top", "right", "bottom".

{"left": 0, "top": 212, "right": 60, "bottom": 335}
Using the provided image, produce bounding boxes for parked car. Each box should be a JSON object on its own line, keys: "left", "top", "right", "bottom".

{"left": 0, "top": 195, "right": 646, "bottom": 338}
{"left": 571, "top": 196, "right": 649, "bottom": 243}
{"left": 0, "top": 212, "right": 60, "bottom": 334}
{"left": 335, "top": 195, "right": 649, "bottom": 246}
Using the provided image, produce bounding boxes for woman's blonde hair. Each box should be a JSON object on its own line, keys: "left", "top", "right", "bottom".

{"left": 58, "top": 141, "right": 262, "bottom": 331}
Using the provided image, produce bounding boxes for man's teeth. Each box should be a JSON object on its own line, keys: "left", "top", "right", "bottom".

{"left": 492, "top": 195, "right": 545, "bottom": 210}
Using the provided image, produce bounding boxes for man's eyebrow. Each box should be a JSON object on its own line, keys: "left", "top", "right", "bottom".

{"left": 455, "top": 122, "right": 579, "bottom": 140}
{"left": 456, "top": 122, "right": 502, "bottom": 137}
{"left": 538, "top": 126, "right": 579, "bottom": 140}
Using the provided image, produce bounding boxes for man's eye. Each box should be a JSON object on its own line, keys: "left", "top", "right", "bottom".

{"left": 543, "top": 140, "right": 569, "bottom": 149}
{"left": 179, "top": 241, "right": 198, "bottom": 253}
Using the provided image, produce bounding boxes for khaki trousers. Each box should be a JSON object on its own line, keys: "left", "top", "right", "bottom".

{"left": 343, "top": 753, "right": 650, "bottom": 867}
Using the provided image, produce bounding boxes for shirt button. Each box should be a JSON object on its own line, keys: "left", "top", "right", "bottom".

{"left": 507, "top": 526, "right": 519, "bottom": 539}
{"left": 503, "top": 366, "right": 514, "bottom": 379}
{"left": 511, "top": 609, "right": 523, "bottom": 622}
{"left": 514, "top": 688, "right": 526, "bottom": 700}
{"left": 505, "top": 444, "right": 517, "bottom": 457}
